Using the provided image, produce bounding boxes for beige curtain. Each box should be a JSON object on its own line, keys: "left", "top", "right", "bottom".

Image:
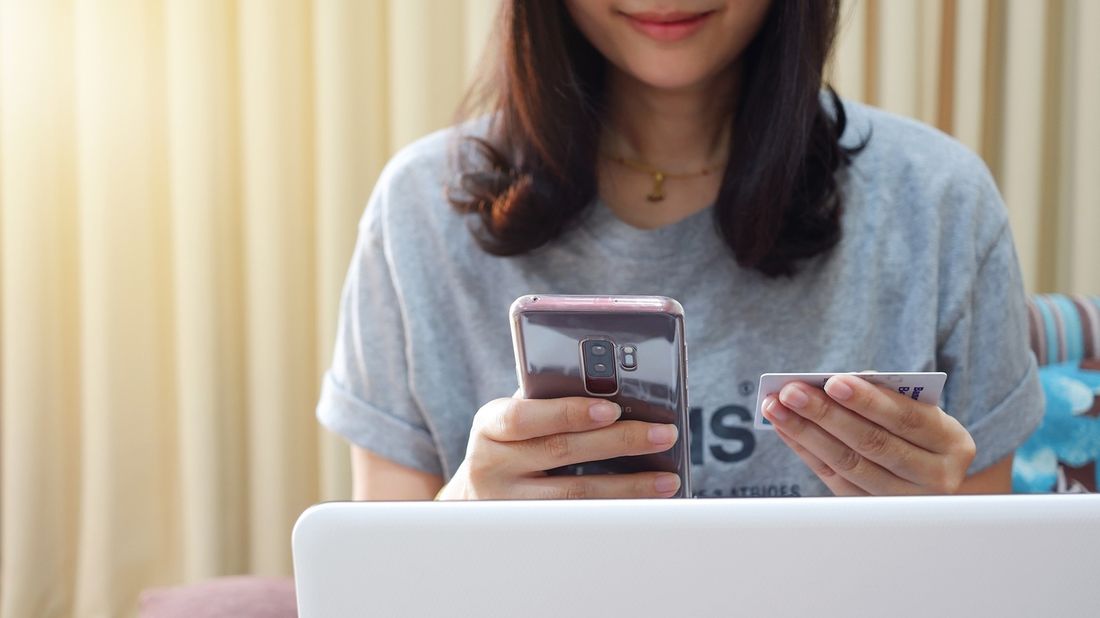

{"left": 0, "top": 1, "right": 1096, "bottom": 616}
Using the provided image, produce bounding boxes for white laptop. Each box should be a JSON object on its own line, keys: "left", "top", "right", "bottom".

{"left": 293, "top": 495, "right": 1100, "bottom": 618}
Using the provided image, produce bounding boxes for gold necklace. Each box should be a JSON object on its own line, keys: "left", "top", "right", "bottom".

{"left": 604, "top": 154, "right": 724, "bottom": 202}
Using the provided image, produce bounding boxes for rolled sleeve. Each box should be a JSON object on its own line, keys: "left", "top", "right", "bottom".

{"left": 315, "top": 175, "right": 443, "bottom": 477}
{"left": 938, "top": 202, "right": 1044, "bottom": 474}
{"left": 963, "top": 356, "right": 1044, "bottom": 472}
{"left": 317, "top": 374, "right": 442, "bottom": 476}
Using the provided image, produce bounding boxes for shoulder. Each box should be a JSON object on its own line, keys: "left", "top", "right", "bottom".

{"left": 369, "top": 123, "right": 463, "bottom": 218}
{"left": 837, "top": 98, "right": 1008, "bottom": 252}
{"left": 828, "top": 99, "right": 1023, "bottom": 327}
{"left": 360, "top": 117, "right": 490, "bottom": 239}
{"left": 839, "top": 98, "right": 997, "bottom": 201}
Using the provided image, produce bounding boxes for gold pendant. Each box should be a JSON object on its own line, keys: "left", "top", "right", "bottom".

{"left": 646, "top": 171, "right": 665, "bottom": 202}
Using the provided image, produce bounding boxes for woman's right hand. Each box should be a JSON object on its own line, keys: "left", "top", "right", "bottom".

{"left": 436, "top": 396, "right": 681, "bottom": 500}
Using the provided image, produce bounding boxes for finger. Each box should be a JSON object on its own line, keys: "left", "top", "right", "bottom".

{"left": 763, "top": 396, "right": 919, "bottom": 495}
{"left": 525, "top": 471, "right": 683, "bottom": 499}
{"left": 475, "top": 397, "right": 621, "bottom": 442}
{"left": 775, "top": 383, "right": 939, "bottom": 485}
{"left": 516, "top": 420, "right": 678, "bottom": 472}
{"left": 773, "top": 426, "right": 867, "bottom": 496}
{"left": 821, "top": 375, "right": 961, "bottom": 454}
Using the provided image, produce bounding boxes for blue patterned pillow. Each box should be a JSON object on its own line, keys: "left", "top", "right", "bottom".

{"left": 1012, "top": 360, "right": 1100, "bottom": 493}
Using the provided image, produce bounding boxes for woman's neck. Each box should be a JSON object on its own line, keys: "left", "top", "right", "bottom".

{"left": 602, "top": 64, "right": 739, "bottom": 172}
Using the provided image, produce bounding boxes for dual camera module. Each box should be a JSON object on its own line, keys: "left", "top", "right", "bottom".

{"left": 581, "top": 338, "right": 637, "bottom": 395}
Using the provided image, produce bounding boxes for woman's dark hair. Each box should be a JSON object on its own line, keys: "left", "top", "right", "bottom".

{"left": 449, "top": 1, "right": 865, "bottom": 277}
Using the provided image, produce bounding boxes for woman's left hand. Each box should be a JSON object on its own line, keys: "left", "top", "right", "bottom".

{"left": 761, "top": 374, "right": 977, "bottom": 496}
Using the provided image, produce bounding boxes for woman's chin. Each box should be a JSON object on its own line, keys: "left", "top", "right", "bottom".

{"left": 613, "top": 53, "right": 732, "bottom": 94}
{"left": 623, "top": 67, "right": 722, "bottom": 94}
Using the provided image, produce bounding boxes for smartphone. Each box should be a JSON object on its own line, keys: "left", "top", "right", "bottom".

{"left": 509, "top": 294, "right": 692, "bottom": 498}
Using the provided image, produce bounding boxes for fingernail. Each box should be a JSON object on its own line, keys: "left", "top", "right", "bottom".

{"left": 589, "top": 402, "right": 620, "bottom": 422}
{"left": 654, "top": 474, "right": 681, "bottom": 494}
{"left": 648, "top": 424, "right": 678, "bottom": 445}
{"left": 779, "top": 385, "right": 809, "bottom": 409}
{"left": 825, "top": 376, "right": 853, "bottom": 402}
{"left": 764, "top": 397, "right": 790, "bottom": 423}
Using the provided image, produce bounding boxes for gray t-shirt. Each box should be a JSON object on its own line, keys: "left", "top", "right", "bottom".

{"left": 317, "top": 100, "right": 1043, "bottom": 498}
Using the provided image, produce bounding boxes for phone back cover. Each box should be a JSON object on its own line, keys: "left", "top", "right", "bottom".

{"left": 512, "top": 300, "right": 691, "bottom": 498}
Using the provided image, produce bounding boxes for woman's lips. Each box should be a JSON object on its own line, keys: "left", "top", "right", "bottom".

{"left": 621, "top": 10, "right": 717, "bottom": 42}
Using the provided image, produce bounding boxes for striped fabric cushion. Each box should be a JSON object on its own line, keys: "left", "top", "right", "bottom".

{"left": 1027, "top": 294, "right": 1100, "bottom": 366}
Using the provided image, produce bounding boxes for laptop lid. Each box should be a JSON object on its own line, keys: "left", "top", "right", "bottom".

{"left": 292, "top": 495, "right": 1100, "bottom": 618}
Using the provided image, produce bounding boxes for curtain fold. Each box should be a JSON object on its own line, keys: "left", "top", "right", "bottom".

{"left": 1066, "top": 0, "right": 1100, "bottom": 293}
{"left": 312, "top": 0, "right": 390, "bottom": 504}
{"left": 0, "top": 1, "right": 1096, "bottom": 615}
{"left": 1, "top": 5, "right": 83, "bottom": 617}
{"left": 70, "top": 1, "right": 180, "bottom": 614}
{"left": 165, "top": 0, "right": 248, "bottom": 582}
{"left": 237, "top": 0, "right": 320, "bottom": 578}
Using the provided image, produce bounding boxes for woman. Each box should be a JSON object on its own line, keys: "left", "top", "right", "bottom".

{"left": 317, "top": 1, "right": 1042, "bottom": 500}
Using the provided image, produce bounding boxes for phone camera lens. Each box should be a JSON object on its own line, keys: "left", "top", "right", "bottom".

{"left": 581, "top": 338, "right": 617, "bottom": 395}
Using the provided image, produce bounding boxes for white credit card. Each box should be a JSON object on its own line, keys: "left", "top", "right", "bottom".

{"left": 753, "top": 372, "right": 947, "bottom": 430}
